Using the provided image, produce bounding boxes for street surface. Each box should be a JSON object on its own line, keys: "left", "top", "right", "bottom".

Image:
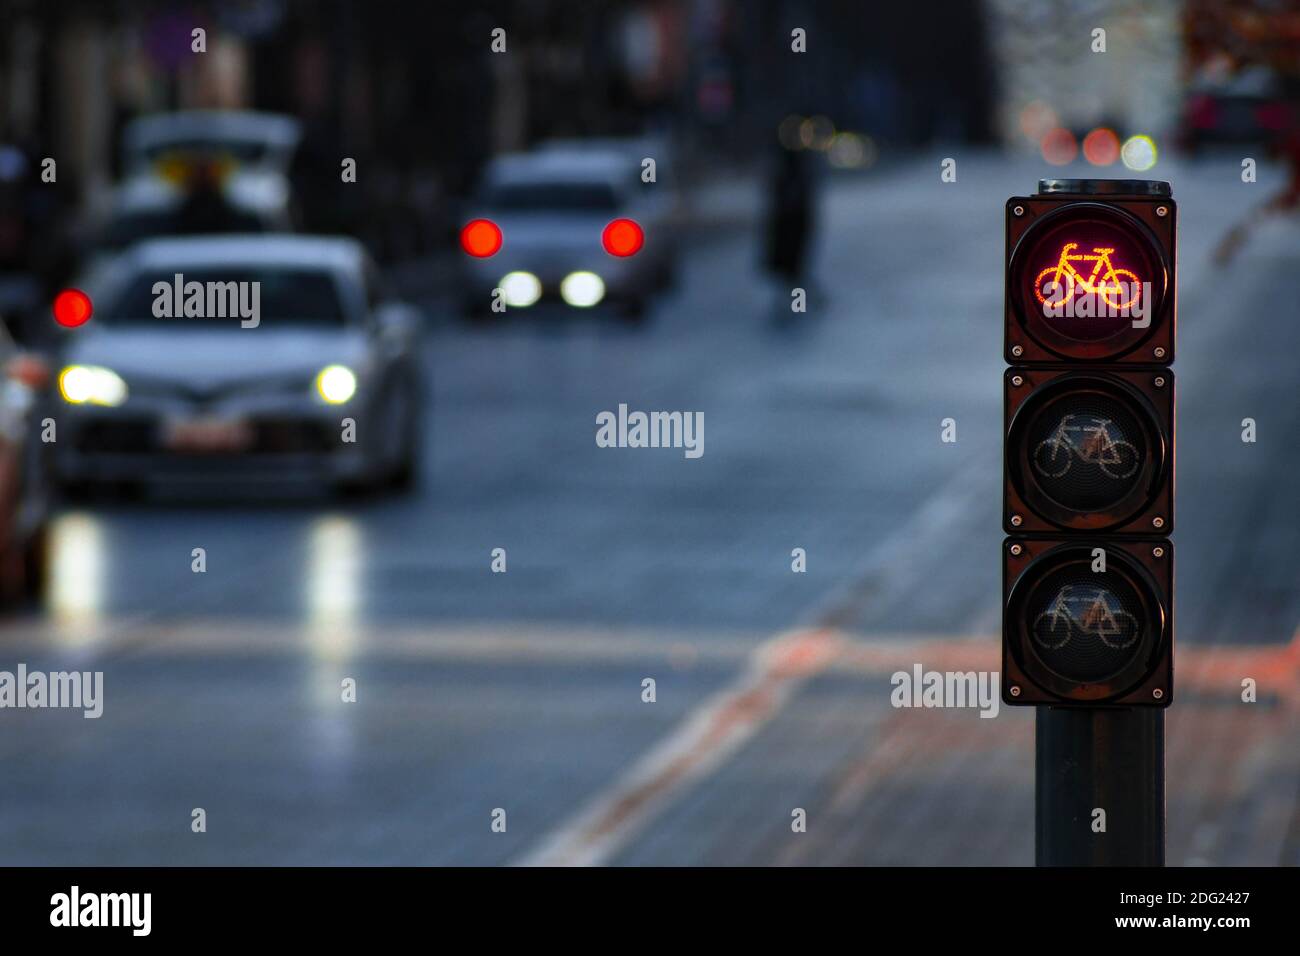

{"left": 0, "top": 152, "right": 1295, "bottom": 865}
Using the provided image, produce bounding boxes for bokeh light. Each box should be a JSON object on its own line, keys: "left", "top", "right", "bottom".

{"left": 798, "top": 115, "right": 835, "bottom": 151}
{"left": 1019, "top": 100, "right": 1059, "bottom": 143}
{"left": 53, "top": 288, "right": 93, "bottom": 327}
{"left": 778, "top": 115, "right": 804, "bottom": 150}
{"left": 1041, "top": 127, "right": 1078, "bottom": 166}
{"left": 1082, "top": 128, "right": 1121, "bottom": 166}
{"left": 1121, "top": 135, "right": 1158, "bottom": 171}
{"left": 601, "top": 218, "right": 644, "bottom": 257}
{"left": 460, "top": 219, "right": 503, "bottom": 258}
{"left": 828, "top": 132, "right": 877, "bottom": 169}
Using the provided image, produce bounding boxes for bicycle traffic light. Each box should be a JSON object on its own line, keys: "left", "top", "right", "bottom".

{"left": 1004, "top": 366, "right": 1172, "bottom": 535}
{"left": 1003, "top": 538, "right": 1171, "bottom": 706}
{"left": 1005, "top": 179, "right": 1175, "bottom": 364}
{"left": 1003, "top": 180, "right": 1174, "bottom": 708}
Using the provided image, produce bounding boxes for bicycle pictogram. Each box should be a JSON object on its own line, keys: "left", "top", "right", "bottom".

{"left": 1034, "top": 242, "right": 1141, "bottom": 311}
{"left": 1033, "top": 585, "right": 1140, "bottom": 651}
{"left": 1032, "top": 414, "right": 1139, "bottom": 480}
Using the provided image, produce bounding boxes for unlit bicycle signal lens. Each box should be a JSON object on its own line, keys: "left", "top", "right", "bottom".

{"left": 1005, "top": 369, "right": 1171, "bottom": 534}
{"left": 1003, "top": 541, "right": 1170, "bottom": 706}
{"left": 601, "top": 218, "right": 643, "bottom": 257}
{"left": 460, "top": 219, "right": 503, "bottom": 258}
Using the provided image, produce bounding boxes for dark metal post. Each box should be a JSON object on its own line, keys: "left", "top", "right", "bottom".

{"left": 1036, "top": 706, "right": 1165, "bottom": 866}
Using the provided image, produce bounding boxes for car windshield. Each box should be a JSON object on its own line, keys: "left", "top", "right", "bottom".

{"left": 100, "top": 267, "right": 347, "bottom": 326}
{"left": 485, "top": 181, "right": 620, "bottom": 212}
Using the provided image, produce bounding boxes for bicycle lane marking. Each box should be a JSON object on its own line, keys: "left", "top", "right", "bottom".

{"left": 513, "top": 467, "right": 991, "bottom": 867}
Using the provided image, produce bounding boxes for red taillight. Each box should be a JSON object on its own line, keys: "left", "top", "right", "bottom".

{"left": 460, "top": 219, "right": 503, "bottom": 258}
{"left": 601, "top": 218, "right": 644, "bottom": 257}
{"left": 52, "top": 288, "right": 93, "bottom": 328}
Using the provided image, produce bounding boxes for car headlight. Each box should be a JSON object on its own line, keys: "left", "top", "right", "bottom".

{"left": 560, "top": 271, "right": 605, "bottom": 307}
{"left": 500, "top": 271, "right": 542, "bottom": 308}
{"left": 315, "top": 364, "right": 358, "bottom": 405}
{"left": 58, "top": 365, "right": 128, "bottom": 406}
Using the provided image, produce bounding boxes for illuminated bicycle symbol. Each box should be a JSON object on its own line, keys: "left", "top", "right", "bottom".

{"left": 1032, "top": 414, "right": 1139, "bottom": 480}
{"left": 1033, "top": 586, "right": 1140, "bottom": 651}
{"left": 1033, "top": 242, "right": 1141, "bottom": 311}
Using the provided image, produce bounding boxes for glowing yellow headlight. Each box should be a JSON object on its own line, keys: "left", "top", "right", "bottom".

{"left": 58, "top": 365, "right": 128, "bottom": 406}
{"left": 316, "top": 365, "right": 357, "bottom": 404}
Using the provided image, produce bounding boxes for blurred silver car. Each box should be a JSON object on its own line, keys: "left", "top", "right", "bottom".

{"left": 98, "top": 111, "right": 301, "bottom": 250}
{"left": 459, "top": 149, "right": 676, "bottom": 319}
{"left": 55, "top": 236, "right": 423, "bottom": 493}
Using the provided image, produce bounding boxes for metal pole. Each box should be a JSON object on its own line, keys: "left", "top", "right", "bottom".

{"left": 1036, "top": 707, "right": 1165, "bottom": 866}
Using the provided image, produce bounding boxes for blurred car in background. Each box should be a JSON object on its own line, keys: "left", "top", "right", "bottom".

{"left": 1181, "top": 64, "right": 1292, "bottom": 151}
{"left": 536, "top": 134, "right": 687, "bottom": 234}
{"left": 95, "top": 111, "right": 301, "bottom": 252}
{"left": 54, "top": 235, "right": 423, "bottom": 495}
{"left": 0, "top": 321, "right": 52, "bottom": 601}
{"left": 458, "top": 147, "right": 676, "bottom": 319}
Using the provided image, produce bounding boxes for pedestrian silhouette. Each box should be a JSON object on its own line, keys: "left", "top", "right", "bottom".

{"left": 764, "top": 145, "right": 815, "bottom": 282}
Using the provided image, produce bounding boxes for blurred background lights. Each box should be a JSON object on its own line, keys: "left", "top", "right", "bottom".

{"left": 499, "top": 271, "right": 542, "bottom": 307}
{"left": 1040, "top": 127, "right": 1078, "bottom": 166}
{"left": 459, "top": 218, "right": 502, "bottom": 257}
{"left": 1082, "top": 127, "right": 1121, "bottom": 165}
{"left": 828, "top": 132, "right": 877, "bottom": 169}
{"left": 601, "top": 218, "right": 644, "bottom": 257}
{"left": 1018, "top": 100, "right": 1059, "bottom": 143}
{"left": 1121, "top": 134, "right": 1158, "bottom": 171}
{"left": 796, "top": 115, "right": 836, "bottom": 151}
{"left": 560, "top": 271, "right": 605, "bottom": 307}
{"left": 778, "top": 114, "right": 804, "bottom": 150}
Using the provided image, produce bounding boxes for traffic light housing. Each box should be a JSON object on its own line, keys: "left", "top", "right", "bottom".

{"left": 1004, "top": 366, "right": 1172, "bottom": 535}
{"left": 1005, "top": 179, "right": 1175, "bottom": 365}
{"left": 1003, "top": 537, "right": 1172, "bottom": 706}
{"left": 1003, "top": 180, "right": 1174, "bottom": 708}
